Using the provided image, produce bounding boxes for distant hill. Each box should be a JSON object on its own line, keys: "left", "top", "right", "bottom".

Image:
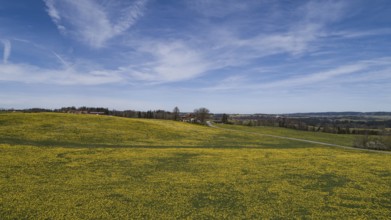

{"left": 284, "top": 112, "right": 391, "bottom": 117}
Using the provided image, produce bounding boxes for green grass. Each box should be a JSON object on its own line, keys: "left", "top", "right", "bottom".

{"left": 0, "top": 113, "right": 390, "bottom": 219}
{"left": 216, "top": 123, "right": 355, "bottom": 146}
{"left": 0, "top": 113, "right": 298, "bottom": 148}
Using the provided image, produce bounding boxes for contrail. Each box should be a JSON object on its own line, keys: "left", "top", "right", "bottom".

{"left": 2, "top": 39, "right": 11, "bottom": 64}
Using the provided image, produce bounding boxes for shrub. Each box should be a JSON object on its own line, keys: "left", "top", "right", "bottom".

{"left": 353, "top": 134, "right": 391, "bottom": 151}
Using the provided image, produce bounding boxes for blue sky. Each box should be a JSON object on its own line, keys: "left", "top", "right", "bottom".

{"left": 1, "top": 0, "right": 391, "bottom": 113}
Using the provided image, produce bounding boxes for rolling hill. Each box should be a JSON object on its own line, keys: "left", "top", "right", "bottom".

{"left": 0, "top": 113, "right": 390, "bottom": 219}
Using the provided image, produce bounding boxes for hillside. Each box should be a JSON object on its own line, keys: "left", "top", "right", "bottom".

{"left": 0, "top": 113, "right": 390, "bottom": 219}
{"left": 0, "top": 112, "right": 355, "bottom": 148}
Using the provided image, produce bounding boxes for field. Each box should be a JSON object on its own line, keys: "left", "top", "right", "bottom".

{"left": 0, "top": 113, "right": 390, "bottom": 219}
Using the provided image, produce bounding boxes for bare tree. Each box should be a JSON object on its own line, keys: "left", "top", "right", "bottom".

{"left": 194, "top": 107, "right": 210, "bottom": 124}
{"left": 221, "top": 114, "right": 229, "bottom": 123}
{"left": 173, "top": 106, "right": 180, "bottom": 121}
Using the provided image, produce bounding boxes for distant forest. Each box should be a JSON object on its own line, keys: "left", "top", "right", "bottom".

{"left": 0, "top": 107, "right": 180, "bottom": 120}
{"left": 225, "top": 113, "right": 391, "bottom": 135}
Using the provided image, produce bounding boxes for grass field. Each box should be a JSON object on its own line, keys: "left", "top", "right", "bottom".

{"left": 216, "top": 123, "right": 356, "bottom": 147}
{"left": 0, "top": 113, "right": 390, "bottom": 219}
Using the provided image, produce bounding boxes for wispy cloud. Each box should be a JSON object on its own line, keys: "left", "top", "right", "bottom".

{"left": 251, "top": 0, "right": 346, "bottom": 55}
{"left": 187, "top": 0, "right": 254, "bottom": 17}
{"left": 1, "top": 39, "right": 11, "bottom": 64}
{"left": 236, "top": 24, "right": 323, "bottom": 56}
{"left": 51, "top": 51, "right": 71, "bottom": 68}
{"left": 299, "top": 0, "right": 347, "bottom": 23}
{"left": 2, "top": 1, "right": 386, "bottom": 89}
{"left": 43, "top": 0, "right": 147, "bottom": 48}
{"left": 256, "top": 63, "right": 367, "bottom": 89}
{"left": 327, "top": 28, "right": 391, "bottom": 39}
{"left": 0, "top": 37, "right": 211, "bottom": 85}
{"left": 0, "top": 63, "right": 124, "bottom": 85}
{"left": 39, "top": 0, "right": 353, "bottom": 85}
{"left": 37, "top": 0, "right": 354, "bottom": 85}
{"left": 113, "top": 1, "right": 349, "bottom": 85}
{"left": 1, "top": 0, "right": 391, "bottom": 112}
{"left": 43, "top": 0, "right": 64, "bottom": 32}
{"left": 186, "top": 0, "right": 349, "bottom": 74}
{"left": 206, "top": 57, "right": 391, "bottom": 91}
{"left": 123, "top": 40, "right": 212, "bottom": 83}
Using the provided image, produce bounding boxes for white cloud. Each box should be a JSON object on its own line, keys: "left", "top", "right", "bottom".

{"left": 125, "top": 41, "right": 211, "bottom": 83}
{"left": 269, "top": 58, "right": 391, "bottom": 88}
{"left": 253, "top": 1, "right": 345, "bottom": 55}
{"left": 44, "top": 0, "right": 66, "bottom": 33}
{"left": 0, "top": 38, "right": 211, "bottom": 85}
{"left": 257, "top": 64, "right": 367, "bottom": 89}
{"left": 44, "top": 0, "right": 60, "bottom": 22}
{"left": 328, "top": 28, "right": 391, "bottom": 39}
{"left": 36, "top": 0, "right": 353, "bottom": 86}
{"left": 206, "top": 57, "right": 391, "bottom": 91}
{"left": 203, "top": 75, "right": 247, "bottom": 91}
{"left": 237, "top": 23, "right": 323, "bottom": 56}
{"left": 11, "top": 0, "right": 383, "bottom": 88}
{"left": 0, "top": 63, "right": 124, "bottom": 85}
{"left": 1, "top": 39, "right": 11, "bottom": 64}
{"left": 43, "top": 0, "right": 147, "bottom": 48}
{"left": 188, "top": 0, "right": 349, "bottom": 74}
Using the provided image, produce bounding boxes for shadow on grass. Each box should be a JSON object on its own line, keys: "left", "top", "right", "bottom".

{"left": 0, "top": 137, "right": 314, "bottom": 150}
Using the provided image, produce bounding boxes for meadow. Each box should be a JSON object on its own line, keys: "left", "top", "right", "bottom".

{"left": 0, "top": 113, "right": 390, "bottom": 219}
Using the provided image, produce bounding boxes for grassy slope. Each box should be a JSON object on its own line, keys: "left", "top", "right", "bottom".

{"left": 0, "top": 113, "right": 297, "bottom": 148}
{"left": 216, "top": 123, "right": 355, "bottom": 146}
{"left": 0, "top": 112, "right": 354, "bottom": 147}
{"left": 0, "top": 113, "right": 390, "bottom": 219}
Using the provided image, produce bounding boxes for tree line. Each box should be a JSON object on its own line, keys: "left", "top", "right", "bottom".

{"left": 215, "top": 114, "right": 391, "bottom": 150}
{"left": 1, "top": 106, "right": 212, "bottom": 124}
{"left": 220, "top": 115, "right": 391, "bottom": 135}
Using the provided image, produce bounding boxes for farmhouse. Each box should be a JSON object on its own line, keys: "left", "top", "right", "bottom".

{"left": 89, "top": 112, "right": 106, "bottom": 115}
{"left": 181, "top": 113, "right": 196, "bottom": 122}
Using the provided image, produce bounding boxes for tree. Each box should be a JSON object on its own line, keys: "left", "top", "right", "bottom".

{"left": 221, "top": 113, "right": 229, "bottom": 123}
{"left": 173, "top": 107, "right": 180, "bottom": 121}
{"left": 194, "top": 107, "right": 210, "bottom": 124}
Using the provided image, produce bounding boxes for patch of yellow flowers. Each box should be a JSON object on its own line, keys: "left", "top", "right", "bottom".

{"left": 0, "top": 113, "right": 390, "bottom": 218}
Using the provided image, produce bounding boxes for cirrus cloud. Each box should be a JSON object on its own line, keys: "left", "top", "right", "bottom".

{"left": 44, "top": 0, "right": 148, "bottom": 48}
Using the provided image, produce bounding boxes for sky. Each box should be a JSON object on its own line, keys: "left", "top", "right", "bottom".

{"left": 0, "top": 0, "right": 391, "bottom": 113}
